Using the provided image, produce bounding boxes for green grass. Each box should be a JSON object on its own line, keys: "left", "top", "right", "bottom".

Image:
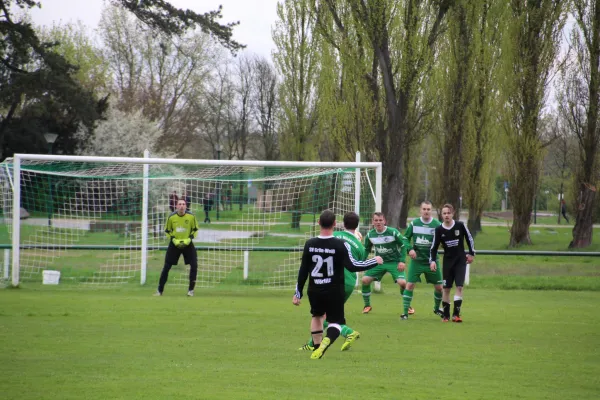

{"left": 1, "top": 287, "right": 599, "bottom": 400}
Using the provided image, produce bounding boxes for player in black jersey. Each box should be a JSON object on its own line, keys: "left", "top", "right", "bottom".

{"left": 429, "top": 204, "right": 475, "bottom": 322}
{"left": 293, "top": 210, "right": 383, "bottom": 359}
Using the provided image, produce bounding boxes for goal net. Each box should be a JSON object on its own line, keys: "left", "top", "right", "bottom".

{"left": 0, "top": 154, "right": 381, "bottom": 290}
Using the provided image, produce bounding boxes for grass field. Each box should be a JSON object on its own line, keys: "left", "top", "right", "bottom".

{"left": 1, "top": 287, "right": 599, "bottom": 400}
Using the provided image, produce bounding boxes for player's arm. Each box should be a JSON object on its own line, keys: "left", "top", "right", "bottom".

{"left": 394, "top": 230, "right": 408, "bottom": 262}
{"left": 342, "top": 242, "right": 382, "bottom": 272}
{"left": 164, "top": 215, "right": 174, "bottom": 239}
{"left": 364, "top": 232, "right": 372, "bottom": 254}
{"left": 189, "top": 214, "right": 199, "bottom": 239}
{"left": 403, "top": 222, "right": 417, "bottom": 259}
{"left": 429, "top": 227, "right": 441, "bottom": 264}
{"left": 294, "top": 243, "right": 311, "bottom": 300}
{"left": 461, "top": 222, "right": 476, "bottom": 262}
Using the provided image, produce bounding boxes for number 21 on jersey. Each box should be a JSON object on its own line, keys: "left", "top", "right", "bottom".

{"left": 311, "top": 255, "right": 333, "bottom": 277}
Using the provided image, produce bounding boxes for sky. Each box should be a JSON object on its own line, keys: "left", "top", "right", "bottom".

{"left": 27, "top": 0, "right": 280, "bottom": 58}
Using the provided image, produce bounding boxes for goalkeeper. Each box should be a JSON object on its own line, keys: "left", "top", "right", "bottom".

{"left": 298, "top": 211, "right": 365, "bottom": 352}
{"left": 155, "top": 199, "right": 199, "bottom": 297}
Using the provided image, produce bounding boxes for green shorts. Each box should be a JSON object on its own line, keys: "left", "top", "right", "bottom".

{"left": 364, "top": 262, "right": 405, "bottom": 283}
{"left": 407, "top": 260, "right": 443, "bottom": 285}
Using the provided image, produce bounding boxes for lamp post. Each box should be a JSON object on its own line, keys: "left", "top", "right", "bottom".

{"left": 44, "top": 133, "right": 58, "bottom": 227}
{"left": 216, "top": 144, "right": 223, "bottom": 221}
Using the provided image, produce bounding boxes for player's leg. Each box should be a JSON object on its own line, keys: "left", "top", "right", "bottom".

{"left": 442, "top": 260, "right": 456, "bottom": 321}
{"left": 424, "top": 261, "right": 444, "bottom": 317}
{"left": 340, "top": 281, "right": 359, "bottom": 350}
{"left": 183, "top": 246, "right": 198, "bottom": 296}
{"left": 451, "top": 263, "right": 467, "bottom": 322}
{"left": 307, "top": 293, "right": 326, "bottom": 349}
{"left": 311, "top": 291, "right": 344, "bottom": 359}
{"left": 402, "top": 260, "right": 423, "bottom": 318}
{"left": 156, "top": 245, "right": 180, "bottom": 294}
{"left": 361, "top": 273, "right": 378, "bottom": 313}
{"left": 387, "top": 264, "right": 410, "bottom": 318}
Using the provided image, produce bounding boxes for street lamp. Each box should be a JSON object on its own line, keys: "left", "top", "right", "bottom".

{"left": 216, "top": 144, "right": 223, "bottom": 221}
{"left": 44, "top": 133, "right": 58, "bottom": 226}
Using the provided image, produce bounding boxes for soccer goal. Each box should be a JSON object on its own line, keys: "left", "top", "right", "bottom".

{"left": 0, "top": 152, "right": 381, "bottom": 289}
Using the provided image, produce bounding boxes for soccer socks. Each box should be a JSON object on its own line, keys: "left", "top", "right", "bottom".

{"left": 326, "top": 324, "right": 342, "bottom": 344}
{"left": 402, "top": 289, "right": 413, "bottom": 315}
{"left": 453, "top": 296, "right": 463, "bottom": 316}
{"left": 340, "top": 324, "right": 354, "bottom": 338}
{"left": 362, "top": 284, "right": 371, "bottom": 306}
{"left": 434, "top": 289, "right": 442, "bottom": 311}
{"left": 442, "top": 301, "right": 451, "bottom": 319}
{"left": 308, "top": 321, "right": 329, "bottom": 346}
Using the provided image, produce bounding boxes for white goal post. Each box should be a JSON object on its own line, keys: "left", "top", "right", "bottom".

{"left": 3, "top": 153, "right": 382, "bottom": 289}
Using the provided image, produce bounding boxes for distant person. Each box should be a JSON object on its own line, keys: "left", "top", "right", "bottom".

{"left": 183, "top": 191, "right": 191, "bottom": 211}
{"left": 169, "top": 190, "right": 178, "bottom": 212}
{"left": 154, "top": 199, "right": 199, "bottom": 297}
{"left": 226, "top": 185, "right": 233, "bottom": 210}
{"left": 202, "top": 193, "right": 213, "bottom": 223}
{"left": 561, "top": 199, "right": 569, "bottom": 223}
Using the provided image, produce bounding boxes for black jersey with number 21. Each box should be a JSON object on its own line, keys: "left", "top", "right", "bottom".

{"left": 295, "top": 236, "right": 378, "bottom": 299}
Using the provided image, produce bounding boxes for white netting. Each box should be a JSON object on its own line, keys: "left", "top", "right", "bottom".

{"left": 0, "top": 157, "right": 379, "bottom": 290}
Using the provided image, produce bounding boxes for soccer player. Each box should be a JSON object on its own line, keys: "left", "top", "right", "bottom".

{"left": 154, "top": 199, "right": 199, "bottom": 297}
{"left": 401, "top": 201, "right": 443, "bottom": 320}
{"left": 361, "top": 212, "right": 410, "bottom": 314}
{"left": 293, "top": 210, "right": 383, "bottom": 359}
{"left": 298, "top": 212, "right": 367, "bottom": 352}
{"left": 429, "top": 203, "right": 475, "bottom": 322}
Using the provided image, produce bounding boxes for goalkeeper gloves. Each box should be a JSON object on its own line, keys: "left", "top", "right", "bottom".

{"left": 182, "top": 238, "right": 191, "bottom": 246}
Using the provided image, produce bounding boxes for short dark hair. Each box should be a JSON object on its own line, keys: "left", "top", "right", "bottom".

{"left": 442, "top": 203, "right": 454, "bottom": 212}
{"left": 177, "top": 199, "right": 187, "bottom": 205}
{"left": 343, "top": 212, "right": 360, "bottom": 230}
{"left": 421, "top": 200, "right": 432, "bottom": 207}
{"left": 319, "top": 210, "right": 336, "bottom": 228}
{"left": 372, "top": 212, "right": 385, "bottom": 219}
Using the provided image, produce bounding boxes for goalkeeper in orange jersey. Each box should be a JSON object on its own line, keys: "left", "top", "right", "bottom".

{"left": 154, "top": 199, "right": 199, "bottom": 297}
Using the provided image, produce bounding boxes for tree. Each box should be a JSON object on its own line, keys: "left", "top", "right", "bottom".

{"left": 500, "top": 0, "right": 566, "bottom": 246}
{"left": 307, "top": 0, "right": 451, "bottom": 227}
{"left": 464, "top": 0, "right": 505, "bottom": 235}
{"left": 252, "top": 56, "right": 280, "bottom": 160}
{"left": 436, "top": 0, "right": 476, "bottom": 220}
{"left": 273, "top": 0, "right": 321, "bottom": 161}
{"left": 0, "top": 0, "right": 105, "bottom": 158}
{"left": 76, "top": 100, "right": 164, "bottom": 158}
{"left": 99, "top": 5, "right": 216, "bottom": 156}
{"left": 558, "top": 0, "right": 600, "bottom": 248}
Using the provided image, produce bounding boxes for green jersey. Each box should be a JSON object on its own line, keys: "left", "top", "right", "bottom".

{"left": 403, "top": 217, "right": 442, "bottom": 263}
{"left": 165, "top": 212, "right": 199, "bottom": 241}
{"left": 334, "top": 230, "right": 366, "bottom": 287}
{"left": 364, "top": 226, "right": 408, "bottom": 263}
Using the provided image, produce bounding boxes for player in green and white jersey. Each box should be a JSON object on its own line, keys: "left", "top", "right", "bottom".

{"left": 401, "top": 201, "right": 444, "bottom": 320}
{"left": 361, "top": 212, "right": 410, "bottom": 314}
{"left": 298, "top": 212, "right": 366, "bottom": 352}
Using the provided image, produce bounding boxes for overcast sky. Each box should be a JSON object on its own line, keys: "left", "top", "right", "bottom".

{"left": 28, "top": 0, "right": 280, "bottom": 58}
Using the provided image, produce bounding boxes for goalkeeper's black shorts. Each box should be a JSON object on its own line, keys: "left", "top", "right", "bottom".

{"left": 165, "top": 242, "right": 197, "bottom": 266}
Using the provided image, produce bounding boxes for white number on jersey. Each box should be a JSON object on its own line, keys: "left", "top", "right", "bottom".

{"left": 311, "top": 255, "right": 334, "bottom": 277}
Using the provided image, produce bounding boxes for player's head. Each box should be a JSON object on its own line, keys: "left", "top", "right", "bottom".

{"left": 343, "top": 212, "right": 360, "bottom": 231}
{"left": 441, "top": 203, "right": 454, "bottom": 223}
{"left": 176, "top": 199, "right": 187, "bottom": 215}
{"left": 372, "top": 212, "right": 386, "bottom": 231}
{"left": 420, "top": 201, "right": 433, "bottom": 220}
{"left": 318, "top": 210, "right": 336, "bottom": 229}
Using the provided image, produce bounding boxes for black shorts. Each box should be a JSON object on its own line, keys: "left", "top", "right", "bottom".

{"left": 308, "top": 286, "right": 346, "bottom": 325}
{"left": 164, "top": 242, "right": 197, "bottom": 266}
{"left": 442, "top": 256, "right": 467, "bottom": 288}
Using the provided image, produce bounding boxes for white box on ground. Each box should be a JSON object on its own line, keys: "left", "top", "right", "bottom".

{"left": 42, "top": 270, "right": 61, "bottom": 285}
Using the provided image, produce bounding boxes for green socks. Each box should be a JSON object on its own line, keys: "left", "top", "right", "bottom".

{"left": 434, "top": 289, "right": 442, "bottom": 311}
{"left": 402, "top": 289, "right": 413, "bottom": 315}
{"left": 361, "top": 284, "right": 371, "bottom": 306}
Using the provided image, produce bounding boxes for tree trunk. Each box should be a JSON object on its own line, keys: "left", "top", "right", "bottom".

{"left": 570, "top": 183, "right": 596, "bottom": 248}
{"left": 382, "top": 160, "right": 405, "bottom": 228}
{"left": 467, "top": 209, "right": 482, "bottom": 236}
{"left": 509, "top": 159, "right": 538, "bottom": 246}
